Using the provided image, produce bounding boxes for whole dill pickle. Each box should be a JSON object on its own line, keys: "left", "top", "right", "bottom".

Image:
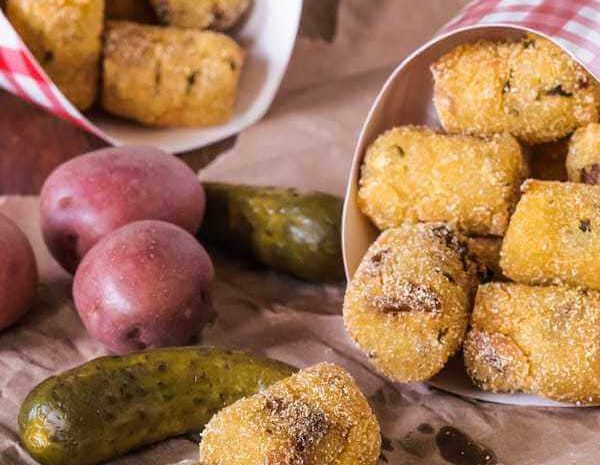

{"left": 202, "top": 183, "right": 344, "bottom": 282}
{"left": 19, "top": 347, "right": 295, "bottom": 465}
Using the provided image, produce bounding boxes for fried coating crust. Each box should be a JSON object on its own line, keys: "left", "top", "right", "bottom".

{"left": 432, "top": 35, "right": 600, "bottom": 144}
{"left": 358, "top": 126, "right": 528, "bottom": 235}
{"left": 199, "top": 363, "right": 381, "bottom": 465}
{"left": 150, "top": 0, "right": 250, "bottom": 30}
{"left": 501, "top": 180, "right": 600, "bottom": 290}
{"left": 466, "top": 236, "right": 504, "bottom": 281}
{"left": 6, "top": 0, "right": 104, "bottom": 110}
{"left": 566, "top": 123, "right": 600, "bottom": 184}
{"left": 530, "top": 139, "right": 568, "bottom": 181}
{"left": 465, "top": 282, "right": 600, "bottom": 404}
{"left": 102, "top": 21, "right": 244, "bottom": 127}
{"left": 343, "top": 223, "right": 480, "bottom": 382}
{"left": 106, "top": 0, "right": 156, "bottom": 22}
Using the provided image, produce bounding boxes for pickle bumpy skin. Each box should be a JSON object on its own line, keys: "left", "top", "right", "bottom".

{"left": 19, "top": 347, "right": 295, "bottom": 465}
{"left": 202, "top": 183, "right": 344, "bottom": 282}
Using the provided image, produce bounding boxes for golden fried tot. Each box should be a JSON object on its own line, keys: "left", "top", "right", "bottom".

{"left": 102, "top": 21, "right": 244, "bottom": 127}
{"left": 465, "top": 283, "right": 600, "bottom": 404}
{"left": 566, "top": 123, "right": 600, "bottom": 184}
{"left": 106, "top": 0, "right": 156, "bottom": 22}
{"left": 501, "top": 180, "right": 600, "bottom": 290}
{"left": 343, "top": 223, "right": 479, "bottom": 383}
{"left": 466, "top": 236, "right": 504, "bottom": 281}
{"left": 530, "top": 139, "right": 568, "bottom": 181}
{"left": 432, "top": 35, "right": 600, "bottom": 144}
{"left": 358, "top": 126, "right": 528, "bottom": 235}
{"left": 150, "top": 0, "right": 250, "bottom": 30}
{"left": 6, "top": 0, "right": 104, "bottom": 110}
{"left": 199, "top": 363, "right": 381, "bottom": 465}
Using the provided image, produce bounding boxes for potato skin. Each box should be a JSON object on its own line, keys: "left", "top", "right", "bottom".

{"left": 501, "top": 180, "right": 600, "bottom": 290}
{"left": 150, "top": 0, "right": 250, "bottom": 30}
{"left": 73, "top": 220, "right": 214, "bottom": 353}
{"left": 19, "top": 347, "right": 295, "bottom": 465}
{"left": 343, "top": 223, "right": 479, "bottom": 382}
{"left": 199, "top": 363, "right": 381, "bottom": 465}
{"left": 566, "top": 123, "right": 600, "bottom": 183}
{"left": 102, "top": 21, "right": 244, "bottom": 127}
{"left": 432, "top": 35, "right": 600, "bottom": 144}
{"left": 40, "top": 146, "right": 205, "bottom": 273}
{"left": 0, "top": 214, "right": 37, "bottom": 331}
{"left": 358, "top": 126, "right": 528, "bottom": 235}
{"left": 464, "top": 283, "right": 600, "bottom": 404}
{"left": 6, "top": 0, "right": 104, "bottom": 110}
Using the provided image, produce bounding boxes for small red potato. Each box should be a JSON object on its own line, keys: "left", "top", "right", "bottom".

{"left": 40, "top": 146, "right": 205, "bottom": 273}
{"left": 73, "top": 220, "right": 214, "bottom": 353}
{"left": 0, "top": 214, "right": 38, "bottom": 331}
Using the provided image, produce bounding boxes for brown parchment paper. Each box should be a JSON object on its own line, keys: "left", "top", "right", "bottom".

{"left": 3, "top": 1, "right": 600, "bottom": 464}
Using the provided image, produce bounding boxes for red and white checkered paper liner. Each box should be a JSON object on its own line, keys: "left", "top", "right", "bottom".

{"left": 0, "top": 0, "right": 598, "bottom": 143}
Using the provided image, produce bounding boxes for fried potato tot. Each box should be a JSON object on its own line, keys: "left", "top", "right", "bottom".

{"left": 530, "top": 139, "right": 568, "bottom": 181}
{"left": 432, "top": 35, "right": 600, "bottom": 144}
{"left": 199, "top": 363, "right": 381, "bottom": 465}
{"left": 501, "top": 180, "right": 600, "bottom": 290}
{"left": 343, "top": 223, "right": 480, "bottom": 382}
{"left": 566, "top": 123, "right": 600, "bottom": 184}
{"left": 102, "top": 21, "right": 244, "bottom": 127}
{"left": 6, "top": 0, "right": 104, "bottom": 110}
{"left": 150, "top": 0, "right": 250, "bottom": 30}
{"left": 106, "top": 0, "right": 156, "bottom": 22}
{"left": 358, "top": 126, "right": 528, "bottom": 235}
{"left": 466, "top": 236, "right": 503, "bottom": 281}
{"left": 465, "top": 282, "right": 600, "bottom": 404}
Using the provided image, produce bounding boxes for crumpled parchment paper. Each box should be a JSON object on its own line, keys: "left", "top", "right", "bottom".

{"left": 3, "top": 1, "right": 600, "bottom": 464}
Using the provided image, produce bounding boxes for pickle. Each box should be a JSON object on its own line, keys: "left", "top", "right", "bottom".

{"left": 19, "top": 347, "right": 295, "bottom": 465}
{"left": 202, "top": 183, "right": 344, "bottom": 282}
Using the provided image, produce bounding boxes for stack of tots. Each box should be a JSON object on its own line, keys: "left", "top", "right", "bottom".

{"left": 344, "top": 34, "right": 600, "bottom": 404}
{"left": 5, "top": 0, "right": 249, "bottom": 126}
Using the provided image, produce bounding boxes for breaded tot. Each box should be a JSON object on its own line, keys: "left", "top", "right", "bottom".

{"left": 501, "top": 180, "right": 600, "bottom": 290}
{"left": 566, "top": 123, "right": 600, "bottom": 183}
{"left": 199, "top": 363, "right": 381, "bottom": 465}
{"left": 343, "top": 223, "right": 479, "bottom": 382}
{"left": 432, "top": 35, "right": 600, "bottom": 144}
{"left": 465, "top": 283, "right": 600, "bottom": 404}
{"left": 466, "top": 236, "right": 504, "bottom": 281}
{"left": 106, "top": 0, "right": 156, "bottom": 22}
{"left": 6, "top": 0, "right": 104, "bottom": 110}
{"left": 530, "top": 139, "right": 568, "bottom": 181}
{"left": 358, "top": 126, "right": 528, "bottom": 235}
{"left": 150, "top": 0, "right": 250, "bottom": 30}
{"left": 102, "top": 21, "right": 244, "bottom": 127}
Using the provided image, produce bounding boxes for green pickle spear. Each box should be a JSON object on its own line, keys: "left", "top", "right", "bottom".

{"left": 202, "top": 182, "right": 345, "bottom": 282}
{"left": 19, "top": 347, "right": 295, "bottom": 465}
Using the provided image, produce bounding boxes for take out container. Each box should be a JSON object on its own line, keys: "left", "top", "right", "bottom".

{"left": 342, "top": 0, "right": 600, "bottom": 407}
{"left": 0, "top": 0, "right": 302, "bottom": 153}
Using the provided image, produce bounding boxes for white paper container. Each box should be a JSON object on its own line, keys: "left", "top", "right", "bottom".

{"left": 342, "top": 24, "right": 600, "bottom": 407}
{"left": 0, "top": 0, "right": 303, "bottom": 153}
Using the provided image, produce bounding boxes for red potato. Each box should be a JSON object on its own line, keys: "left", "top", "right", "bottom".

{"left": 40, "top": 146, "right": 205, "bottom": 273}
{"left": 0, "top": 214, "right": 37, "bottom": 331}
{"left": 73, "top": 220, "right": 214, "bottom": 353}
